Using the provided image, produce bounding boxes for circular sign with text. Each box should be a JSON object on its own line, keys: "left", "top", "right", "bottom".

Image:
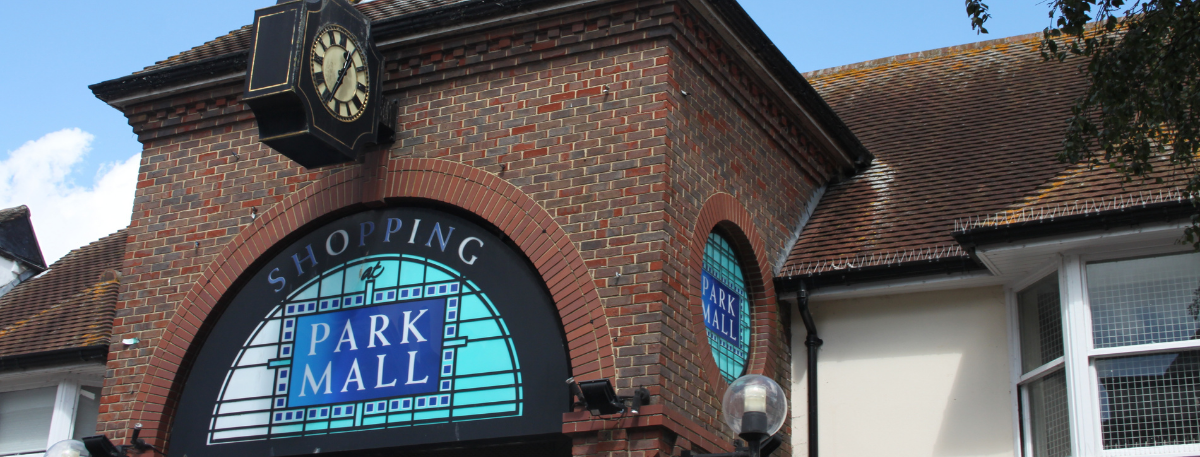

{"left": 170, "top": 207, "right": 570, "bottom": 457}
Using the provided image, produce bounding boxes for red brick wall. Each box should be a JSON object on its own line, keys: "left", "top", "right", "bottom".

{"left": 101, "top": 1, "right": 835, "bottom": 455}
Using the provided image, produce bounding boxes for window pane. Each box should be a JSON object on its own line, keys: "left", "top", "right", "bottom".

{"left": 73, "top": 386, "right": 102, "bottom": 440}
{"left": 1019, "top": 274, "right": 1065, "bottom": 373}
{"left": 1096, "top": 350, "right": 1200, "bottom": 450}
{"left": 1025, "top": 369, "right": 1072, "bottom": 457}
{"left": 1088, "top": 252, "right": 1200, "bottom": 349}
{"left": 0, "top": 386, "right": 56, "bottom": 455}
{"left": 702, "top": 232, "right": 751, "bottom": 383}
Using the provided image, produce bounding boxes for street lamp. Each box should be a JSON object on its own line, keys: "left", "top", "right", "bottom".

{"left": 683, "top": 374, "right": 787, "bottom": 457}
{"left": 44, "top": 440, "right": 89, "bottom": 457}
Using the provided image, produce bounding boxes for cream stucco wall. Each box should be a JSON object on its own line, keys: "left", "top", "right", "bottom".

{"left": 790, "top": 286, "right": 1013, "bottom": 457}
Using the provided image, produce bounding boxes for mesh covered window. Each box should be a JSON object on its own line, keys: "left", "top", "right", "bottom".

{"left": 1096, "top": 350, "right": 1200, "bottom": 449}
{"left": 1025, "top": 370, "right": 1072, "bottom": 457}
{"left": 702, "top": 232, "right": 751, "bottom": 383}
{"left": 1088, "top": 252, "right": 1200, "bottom": 349}
{"left": 1018, "top": 274, "right": 1072, "bottom": 456}
{"left": 1019, "top": 274, "right": 1065, "bottom": 373}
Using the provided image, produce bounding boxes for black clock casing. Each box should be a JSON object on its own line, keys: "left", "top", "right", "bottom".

{"left": 243, "top": 0, "right": 393, "bottom": 168}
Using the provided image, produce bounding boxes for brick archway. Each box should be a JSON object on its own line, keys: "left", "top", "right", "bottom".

{"left": 122, "top": 157, "right": 613, "bottom": 448}
{"left": 688, "top": 192, "right": 785, "bottom": 396}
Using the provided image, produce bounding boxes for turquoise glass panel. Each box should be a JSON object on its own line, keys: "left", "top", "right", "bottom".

{"left": 703, "top": 232, "right": 752, "bottom": 383}
{"left": 209, "top": 254, "right": 524, "bottom": 443}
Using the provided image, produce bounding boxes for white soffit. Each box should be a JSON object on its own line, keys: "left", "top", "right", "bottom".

{"left": 809, "top": 270, "right": 1001, "bottom": 302}
{"left": 975, "top": 221, "right": 1191, "bottom": 279}
{"left": 810, "top": 222, "right": 1192, "bottom": 303}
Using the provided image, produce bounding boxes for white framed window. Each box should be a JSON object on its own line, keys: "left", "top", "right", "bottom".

{"left": 1010, "top": 250, "right": 1200, "bottom": 457}
{"left": 0, "top": 366, "right": 104, "bottom": 457}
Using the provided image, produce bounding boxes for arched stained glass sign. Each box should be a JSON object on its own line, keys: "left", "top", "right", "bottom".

{"left": 171, "top": 208, "right": 569, "bottom": 457}
{"left": 702, "top": 231, "right": 751, "bottom": 383}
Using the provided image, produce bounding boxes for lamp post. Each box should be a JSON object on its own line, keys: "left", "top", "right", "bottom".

{"left": 683, "top": 374, "right": 788, "bottom": 457}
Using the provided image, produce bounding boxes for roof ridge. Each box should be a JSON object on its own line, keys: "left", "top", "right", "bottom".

{"left": 802, "top": 30, "right": 1045, "bottom": 80}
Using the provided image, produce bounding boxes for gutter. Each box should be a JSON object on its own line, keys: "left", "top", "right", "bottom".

{"left": 954, "top": 200, "right": 1196, "bottom": 251}
{"left": 0, "top": 345, "right": 109, "bottom": 373}
{"left": 776, "top": 255, "right": 985, "bottom": 291}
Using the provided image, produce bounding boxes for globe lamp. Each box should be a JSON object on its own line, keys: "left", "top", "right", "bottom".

{"left": 721, "top": 375, "right": 787, "bottom": 451}
{"left": 44, "top": 440, "right": 90, "bottom": 457}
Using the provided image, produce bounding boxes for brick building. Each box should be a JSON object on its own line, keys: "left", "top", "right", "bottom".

{"left": 82, "top": 1, "right": 867, "bottom": 456}
{"left": 0, "top": 226, "right": 125, "bottom": 456}
{"left": 38, "top": 1, "right": 1192, "bottom": 457}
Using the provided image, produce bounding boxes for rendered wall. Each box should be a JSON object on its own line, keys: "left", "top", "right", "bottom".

{"left": 791, "top": 286, "right": 1013, "bottom": 457}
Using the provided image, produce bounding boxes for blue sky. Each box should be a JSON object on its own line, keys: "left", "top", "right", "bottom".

{"left": 0, "top": 0, "right": 1057, "bottom": 262}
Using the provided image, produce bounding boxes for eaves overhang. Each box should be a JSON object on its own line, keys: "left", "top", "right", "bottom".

{"left": 0, "top": 345, "right": 108, "bottom": 373}
{"left": 88, "top": 0, "right": 870, "bottom": 176}
{"left": 774, "top": 255, "right": 987, "bottom": 292}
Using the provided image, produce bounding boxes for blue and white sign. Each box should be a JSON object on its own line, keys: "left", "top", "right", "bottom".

{"left": 702, "top": 232, "right": 752, "bottom": 383}
{"left": 169, "top": 207, "right": 569, "bottom": 457}
{"left": 702, "top": 270, "right": 741, "bottom": 346}
{"left": 290, "top": 299, "right": 445, "bottom": 407}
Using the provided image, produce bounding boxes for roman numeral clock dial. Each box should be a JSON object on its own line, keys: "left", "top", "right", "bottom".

{"left": 310, "top": 25, "right": 370, "bottom": 122}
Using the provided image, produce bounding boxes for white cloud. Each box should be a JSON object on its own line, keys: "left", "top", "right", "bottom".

{"left": 0, "top": 128, "right": 139, "bottom": 265}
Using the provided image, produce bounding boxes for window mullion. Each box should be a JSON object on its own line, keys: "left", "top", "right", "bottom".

{"left": 1021, "top": 385, "right": 1035, "bottom": 457}
{"left": 45, "top": 378, "right": 80, "bottom": 449}
{"left": 1006, "top": 286, "right": 1023, "bottom": 456}
{"left": 1060, "top": 254, "right": 1099, "bottom": 456}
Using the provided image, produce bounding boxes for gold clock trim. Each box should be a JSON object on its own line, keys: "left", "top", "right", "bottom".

{"left": 247, "top": 10, "right": 299, "bottom": 92}
{"left": 309, "top": 24, "right": 371, "bottom": 123}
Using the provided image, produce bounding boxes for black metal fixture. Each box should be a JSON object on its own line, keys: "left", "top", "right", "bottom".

{"left": 681, "top": 375, "right": 787, "bottom": 457}
{"left": 567, "top": 377, "right": 650, "bottom": 416}
{"left": 46, "top": 423, "right": 156, "bottom": 457}
{"left": 86, "top": 423, "right": 156, "bottom": 456}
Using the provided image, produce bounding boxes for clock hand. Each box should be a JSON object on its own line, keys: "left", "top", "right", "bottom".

{"left": 326, "top": 48, "right": 355, "bottom": 103}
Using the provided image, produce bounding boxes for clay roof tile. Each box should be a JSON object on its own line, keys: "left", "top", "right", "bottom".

{"left": 0, "top": 229, "right": 127, "bottom": 357}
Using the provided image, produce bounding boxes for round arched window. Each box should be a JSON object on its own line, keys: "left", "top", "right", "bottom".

{"left": 701, "top": 231, "right": 752, "bottom": 383}
{"left": 170, "top": 207, "right": 569, "bottom": 457}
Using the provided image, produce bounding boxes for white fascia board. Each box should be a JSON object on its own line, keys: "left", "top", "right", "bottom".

{"left": 808, "top": 270, "right": 1001, "bottom": 302}
{"left": 0, "top": 362, "right": 106, "bottom": 393}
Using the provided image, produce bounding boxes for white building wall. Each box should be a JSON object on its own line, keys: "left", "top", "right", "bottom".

{"left": 0, "top": 256, "right": 21, "bottom": 286}
{"left": 791, "top": 286, "right": 1014, "bottom": 457}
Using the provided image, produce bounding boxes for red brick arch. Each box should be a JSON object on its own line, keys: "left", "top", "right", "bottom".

{"left": 125, "top": 157, "right": 613, "bottom": 448}
{"left": 688, "top": 192, "right": 784, "bottom": 396}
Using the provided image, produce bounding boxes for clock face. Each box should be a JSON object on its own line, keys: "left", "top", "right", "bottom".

{"left": 310, "top": 25, "right": 370, "bottom": 122}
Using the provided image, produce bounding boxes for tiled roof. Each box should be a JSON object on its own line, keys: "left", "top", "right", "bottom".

{"left": 0, "top": 205, "right": 47, "bottom": 271}
{"left": 138, "top": 0, "right": 471, "bottom": 73}
{"left": 0, "top": 230, "right": 127, "bottom": 357}
{"left": 955, "top": 154, "right": 1194, "bottom": 231}
{"left": 780, "top": 32, "right": 1095, "bottom": 276}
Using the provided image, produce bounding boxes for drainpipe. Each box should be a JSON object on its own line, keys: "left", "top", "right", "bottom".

{"left": 797, "top": 282, "right": 822, "bottom": 457}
